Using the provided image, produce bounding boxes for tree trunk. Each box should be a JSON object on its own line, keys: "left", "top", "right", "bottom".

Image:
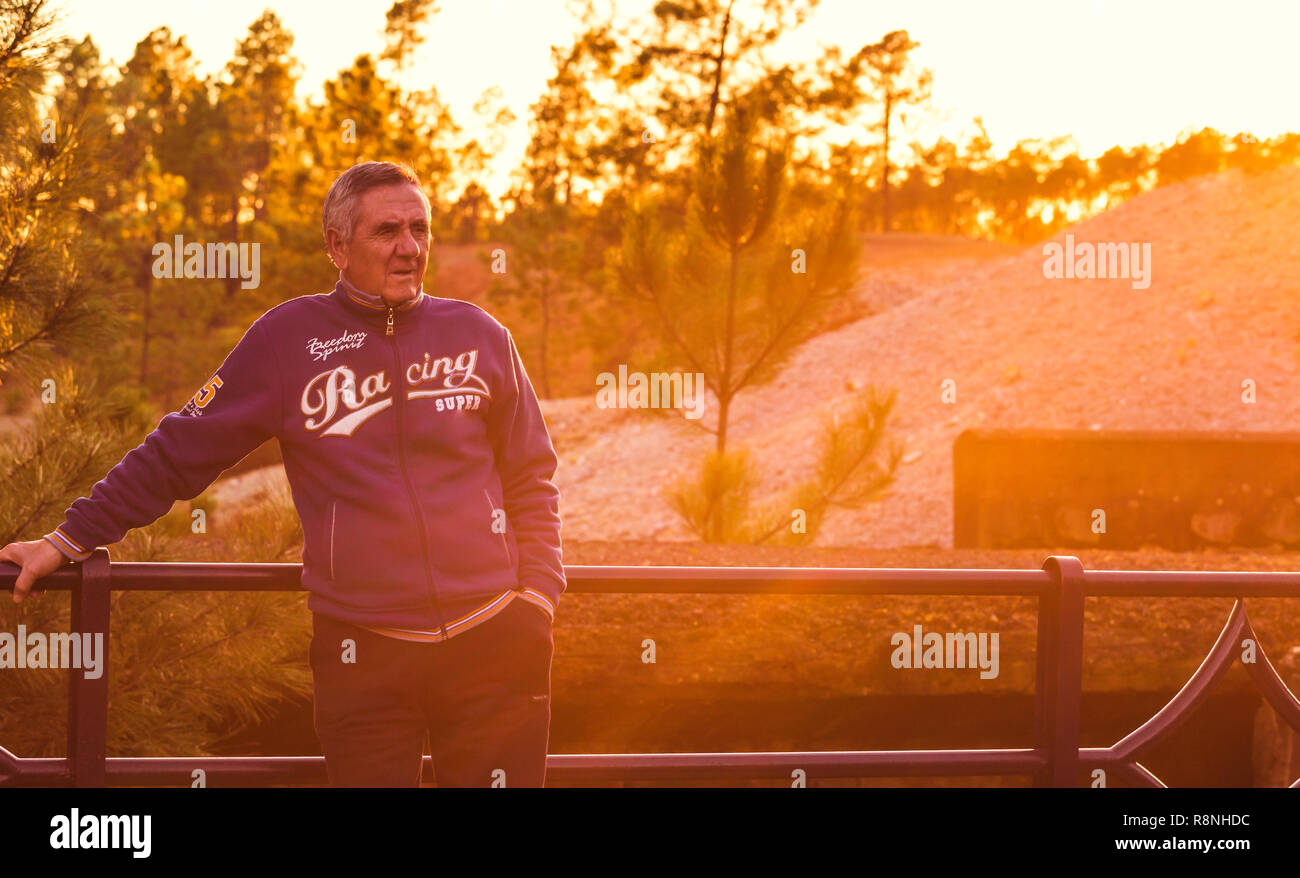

{"left": 539, "top": 277, "right": 552, "bottom": 398}
{"left": 139, "top": 244, "right": 152, "bottom": 388}
{"left": 226, "top": 191, "right": 240, "bottom": 298}
{"left": 709, "top": 391, "right": 734, "bottom": 544}
{"left": 703, "top": 0, "right": 736, "bottom": 138}
{"left": 716, "top": 392, "right": 730, "bottom": 455}
{"left": 718, "top": 246, "right": 738, "bottom": 454}
{"left": 881, "top": 90, "right": 893, "bottom": 233}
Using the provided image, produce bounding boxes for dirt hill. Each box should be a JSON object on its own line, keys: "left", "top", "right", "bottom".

{"left": 544, "top": 164, "right": 1300, "bottom": 547}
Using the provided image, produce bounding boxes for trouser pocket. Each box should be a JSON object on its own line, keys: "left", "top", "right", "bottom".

{"left": 309, "top": 615, "right": 425, "bottom": 732}
{"left": 425, "top": 599, "right": 553, "bottom": 787}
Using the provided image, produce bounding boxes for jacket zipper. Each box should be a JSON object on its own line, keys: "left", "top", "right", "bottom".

{"left": 328, "top": 500, "right": 336, "bottom": 580}
{"left": 388, "top": 303, "right": 448, "bottom": 637}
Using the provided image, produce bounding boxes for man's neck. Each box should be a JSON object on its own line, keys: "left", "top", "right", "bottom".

{"left": 339, "top": 271, "right": 420, "bottom": 308}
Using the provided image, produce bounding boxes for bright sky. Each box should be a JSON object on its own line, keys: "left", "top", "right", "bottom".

{"left": 57, "top": 0, "right": 1300, "bottom": 198}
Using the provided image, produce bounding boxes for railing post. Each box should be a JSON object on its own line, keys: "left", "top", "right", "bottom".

{"left": 67, "top": 548, "right": 111, "bottom": 787}
{"left": 1033, "top": 555, "right": 1086, "bottom": 787}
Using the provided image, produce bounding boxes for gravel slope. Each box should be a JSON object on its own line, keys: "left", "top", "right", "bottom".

{"left": 547, "top": 165, "right": 1300, "bottom": 547}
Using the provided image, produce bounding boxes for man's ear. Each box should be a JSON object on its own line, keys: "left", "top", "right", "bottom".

{"left": 325, "top": 228, "right": 348, "bottom": 271}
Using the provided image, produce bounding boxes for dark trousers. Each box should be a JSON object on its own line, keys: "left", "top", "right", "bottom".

{"left": 309, "top": 596, "right": 553, "bottom": 787}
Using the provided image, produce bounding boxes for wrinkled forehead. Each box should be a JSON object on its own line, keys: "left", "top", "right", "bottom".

{"left": 355, "top": 183, "right": 431, "bottom": 228}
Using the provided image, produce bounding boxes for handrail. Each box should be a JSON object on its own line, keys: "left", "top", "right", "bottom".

{"left": 3, "top": 551, "right": 1300, "bottom": 787}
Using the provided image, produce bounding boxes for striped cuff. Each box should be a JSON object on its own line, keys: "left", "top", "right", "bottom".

{"left": 516, "top": 588, "right": 555, "bottom": 620}
{"left": 44, "top": 528, "right": 92, "bottom": 563}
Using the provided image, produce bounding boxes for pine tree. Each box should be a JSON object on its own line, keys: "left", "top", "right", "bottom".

{"left": 0, "top": 5, "right": 314, "bottom": 762}
{"left": 0, "top": 1, "right": 144, "bottom": 551}
{"left": 612, "top": 99, "right": 890, "bottom": 541}
{"left": 837, "top": 30, "right": 932, "bottom": 233}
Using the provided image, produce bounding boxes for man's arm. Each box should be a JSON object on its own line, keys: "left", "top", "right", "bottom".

{"left": 487, "top": 325, "right": 565, "bottom": 615}
{"left": 44, "top": 317, "right": 283, "bottom": 562}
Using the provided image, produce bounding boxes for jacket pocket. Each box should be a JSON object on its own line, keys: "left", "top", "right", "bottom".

{"left": 323, "top": 496, "right": 431, "bottom": 611}
{"left": 425, "top": 483, "right": 514, "bottom": 581}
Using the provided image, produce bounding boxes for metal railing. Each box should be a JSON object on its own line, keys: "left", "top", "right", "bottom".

{"left": 3, "top": 551, "right": 1300, "bottom": 787}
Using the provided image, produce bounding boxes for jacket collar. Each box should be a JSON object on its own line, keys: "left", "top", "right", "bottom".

{"left": 331, "top": 271, "right": 426, "bottom": 330}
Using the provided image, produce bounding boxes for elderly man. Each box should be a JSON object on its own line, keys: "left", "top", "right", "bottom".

{"left": 0, "top": 161, "right": 565, "bottom": 788}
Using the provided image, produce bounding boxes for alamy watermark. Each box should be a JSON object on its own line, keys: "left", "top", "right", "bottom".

{"left": 595, "top": 365, "right": 706, "bottom": 419}
{"left": 50, "top": 809, "right": 150, "bottom": 858}
{"left": 1042, "top": 233, "right": 1151, "bottom": 290}
{"left": 0, "top": 625, "right": 104, "bottom": 679}
{"left": 890, "top": 624, "right": 1000, "bottom": 679}
{"left": 151, "top": 234, "right": 261, "bottom": 289}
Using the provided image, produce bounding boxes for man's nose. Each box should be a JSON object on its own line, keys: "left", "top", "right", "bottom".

{"left": 395, "top": 228, "right": 421, "bottom": 256}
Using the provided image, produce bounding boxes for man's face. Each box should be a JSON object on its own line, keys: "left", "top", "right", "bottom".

{"left": 327, "top": 182, "right": 431, "bottom": 305}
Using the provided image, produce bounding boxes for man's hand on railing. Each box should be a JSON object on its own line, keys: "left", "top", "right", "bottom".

{"left": 0, "top": 538, "right": 68, "bottom": 603}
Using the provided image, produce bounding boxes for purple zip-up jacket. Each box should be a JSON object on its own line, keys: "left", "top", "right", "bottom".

{"left": 43, "top": 280, "right": 566, "bottom": 635}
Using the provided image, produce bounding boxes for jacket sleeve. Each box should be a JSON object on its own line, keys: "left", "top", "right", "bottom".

{"left": 486, "top": 325, "right": 566, "bottom": 614}
{"left": 43, "top": 317, "right": 282, "bottom": 562}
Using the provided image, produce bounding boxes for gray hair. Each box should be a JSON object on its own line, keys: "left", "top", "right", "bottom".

{"left": 322, "top": 161, "right": 427, "bottom": 245}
